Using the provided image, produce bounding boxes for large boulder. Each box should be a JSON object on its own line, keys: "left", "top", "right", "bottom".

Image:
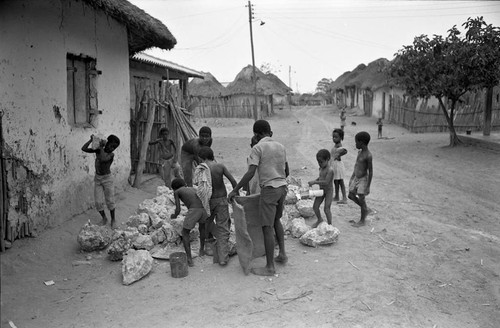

{"left": 121, "top": 249, "right": 153, "bottom": 285}
{"left": 77, "top": 221, "right": 112, "bottom": 252}
{"left": 299, "top": 222, "right": 340, "bottom": 247}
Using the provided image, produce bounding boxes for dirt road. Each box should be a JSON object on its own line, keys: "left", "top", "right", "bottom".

{"left": 1, "top": 105, "right": 499, "bottom": 328}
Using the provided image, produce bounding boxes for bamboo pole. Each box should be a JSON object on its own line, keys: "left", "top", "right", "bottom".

{"left": 133, "top": 98, "right": 156, "bottom": 188}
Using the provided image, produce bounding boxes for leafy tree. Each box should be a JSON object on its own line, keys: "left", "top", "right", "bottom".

{"left": 316, "top": 78, "right": 334, "bottom": 104}
{"left": 387, "top": 17, "right": 500, "bottom": 146}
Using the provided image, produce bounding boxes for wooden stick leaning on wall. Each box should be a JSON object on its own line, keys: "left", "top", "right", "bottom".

{"left": 133, "top": 97, "right": 156, "bottom": 188}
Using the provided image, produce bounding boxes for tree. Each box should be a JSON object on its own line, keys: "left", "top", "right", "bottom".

{"left": 387, "top": 17, "right": 500, "bottom": 146}
{"left": 316, "top": 78, "right": 334, "bottom": 104}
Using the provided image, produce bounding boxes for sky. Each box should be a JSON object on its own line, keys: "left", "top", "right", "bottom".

{"left": 129, "top": 0, "right": 500, "bottom": 93}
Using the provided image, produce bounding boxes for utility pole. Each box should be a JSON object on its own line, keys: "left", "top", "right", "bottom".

{"left": 248, "top": 0, "right": 258, "bottom": 120}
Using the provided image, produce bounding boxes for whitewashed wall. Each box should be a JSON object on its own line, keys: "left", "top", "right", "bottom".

{"left": 0, "top": 0, "right": 131, "bottom": 229}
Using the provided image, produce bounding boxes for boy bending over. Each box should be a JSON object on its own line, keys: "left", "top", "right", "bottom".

{"left": 171, "top": 178, "right": 208, "bottom": 266}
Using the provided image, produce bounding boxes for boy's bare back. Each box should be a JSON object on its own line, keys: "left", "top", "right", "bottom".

{"left": 176, "top": 187, "right": 204, "bottom": 209}
{"left": 207, "top": 162, "right": 237, "bottom": 198}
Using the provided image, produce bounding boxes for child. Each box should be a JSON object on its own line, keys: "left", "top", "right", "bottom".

{"left": 198, "top": 146, "right": 237, "bottom": 266}
{"left": 228, "top": 120, "right": 289, "bottom": 276}
{"left": 348, "top": 131, "right": 373, "bottom": 227}
{"left": 246, "top": 135, "right": 260, "bottom": 195}
{"left": 81, "top": 134, "right": 121, "bottom": 229}
{"left": 377, "top": 118, "right": 383, "bottom": 139}
{"left": 180, "top": 126, "right": 213, "bottom": 187}
{"left": 331, "top": 128, "right": 348, "bottom": 204}
{"left": 340, "top": 107, "right": 347, "bottom": 130}
{"left": 308, "top": 149, "right": 334, "bottom": 227}
{"left": 148, "top": 127, "right": 180, "bottom": 188}
{"left": 170, "top": 178, "right": 208, "bottom": 267}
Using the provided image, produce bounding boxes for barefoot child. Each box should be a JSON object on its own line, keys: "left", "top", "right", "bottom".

{"left": 308, "top": 149, "right": 334, "bottom": 227}
{"left": 81, "top": 134, "right": 120, "bottom": 229}
{"left": 377, "top": 118, "right": 383, "bottom": 139}
{"left": 180, "top": 126, "right": 212, "bottom": 187}
{"left": 198, "top": 147, "right": 237, "bottom": 266}
{"left": 228, "top": 120, "right": 289, "bottom": 276}
{"left": 348, "top": 132, "right": 373, "bottom": 227}
{"left": 331, "top": 128, "right": 348, "bottom": 204}
{"left": 148, "top": 127, "right": 180, "bottom": 188}
{"left": 171, "top": 178, "right": 208, "bottom": 266}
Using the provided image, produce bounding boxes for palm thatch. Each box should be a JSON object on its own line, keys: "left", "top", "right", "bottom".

{"left": 350, "top": 58, "right": 391, "bottom": 90}
{"left": 189, "top": 72, "right": 228, "bottom": 97}
{"left": 226, "top": 65, "right": 291, "bottom": 96}
{"left": 83, "top": 0, "right": 176, "bottom": 54}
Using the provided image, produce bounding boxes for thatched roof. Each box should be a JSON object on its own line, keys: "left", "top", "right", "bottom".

{"left": 83, "top": 0, "right": 176, "bottom": 54}
{"left": 189, "top": 72, "right": 228, "bottom": 97}
{"left": 332, "top": 59, "right": 392, "bottom": 91}
{"left": 226, "top": 65, "right": 291, "bottom": 96}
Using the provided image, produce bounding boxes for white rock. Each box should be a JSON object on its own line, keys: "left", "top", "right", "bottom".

{"left": 290, "top": 218, "right": 311, "bottom": 238}
{"left": 296, "top": 199, "right": 316, "bottom": 218}
{"left": 132, "top": 234, "right": 154, "bottom": 250}
{"left": 280, "top": 212, "right": 293, "bottom": 233}
{"left": 299, "top": 222, "right": 340, "bottom": 247}
{"left": 126, "top": 213, "right": 150, "bottom": 228}
{"left": 77, "top": 222, "right": 112, "bottom": 252}
{"left": 122, "top": 249, "right": 153, "bottom": 285}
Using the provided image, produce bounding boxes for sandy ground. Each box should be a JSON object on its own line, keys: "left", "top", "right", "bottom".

{"left": 1, "top": 105, "right": 499, "bottom": 328}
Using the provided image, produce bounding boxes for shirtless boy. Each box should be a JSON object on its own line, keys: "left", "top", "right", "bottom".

{"left": 148, "top": 127, "right": 180, "bottom": 188}
{"left": 199, "top": 146, "right": 237, "bottom": 266}
{"left": 348, "top": 131, "right": 373, "bottom": 227}
{"left": 308, "top": 149, "right": 334, "bottom": 227}
{"left": 81, "top": 134, "right": 120, "bottom": 228}
{"left": 171, "top": 178, "right": 208, "bottom": 266}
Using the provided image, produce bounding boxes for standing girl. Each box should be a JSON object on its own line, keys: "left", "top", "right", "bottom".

{"left": 331, "top": 128, "right": 348, "bottom": 204}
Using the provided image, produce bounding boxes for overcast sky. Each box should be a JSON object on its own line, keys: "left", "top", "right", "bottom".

{"left": 129, "top": 0, "right": 500, "bottom": 93}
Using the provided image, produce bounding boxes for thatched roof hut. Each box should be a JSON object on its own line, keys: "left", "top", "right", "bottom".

{"left": 348, "top": 58, "right": 390, "bottom": 90}
{"left": 83, "top": 0, "right": 176, "bottom": 54}
{"left": 226, "top": 65, "right": 291, "bottom": 96}
{"left": 189, "top": 72, "right": 228, "bottom": 97}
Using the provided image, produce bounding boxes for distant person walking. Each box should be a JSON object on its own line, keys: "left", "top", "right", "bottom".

{"left": 340, "top": 107, "right": 347, "bottom": 130}
{"left": 377, "top": 118, "right": 383, "bottom": 139}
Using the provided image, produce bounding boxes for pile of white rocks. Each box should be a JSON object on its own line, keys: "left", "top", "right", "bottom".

{"left": 77, "top": 186, "right": 200, "bottom": 285}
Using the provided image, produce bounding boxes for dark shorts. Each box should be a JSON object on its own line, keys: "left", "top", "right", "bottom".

{"left": 259, "top": 185, "right": 287, "bottom": 227}
{"left": 183, "top": 208, "right": 208, "bottom": 230}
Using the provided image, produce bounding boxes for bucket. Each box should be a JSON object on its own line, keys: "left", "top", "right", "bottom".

{"left": 169, "top": 252, "right": 188, "bottom": 278}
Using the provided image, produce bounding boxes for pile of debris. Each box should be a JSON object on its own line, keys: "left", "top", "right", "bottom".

{"left": 76, "top": 177, "right": 340, "bottom": 285}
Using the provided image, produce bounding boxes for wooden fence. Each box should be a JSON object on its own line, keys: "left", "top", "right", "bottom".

{"left": 189, "top": 95, "right": 273, "bottom": 118}
{"left": 130, "top": 83, "right": 197, "bottom": 176}
{"left": 388, "top": 92, "right": 500, "bottom": 133}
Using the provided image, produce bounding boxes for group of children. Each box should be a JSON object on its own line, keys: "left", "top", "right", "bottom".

{"left": 309, "top": 113, "right": 373, "bottom": 228}
{"left": 82, "top": 113, "right": 373, "bottom": 274}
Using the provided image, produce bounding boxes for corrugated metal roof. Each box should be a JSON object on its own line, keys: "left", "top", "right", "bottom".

{"left": 131, "top": 52, "right": 204, "bottom": 78}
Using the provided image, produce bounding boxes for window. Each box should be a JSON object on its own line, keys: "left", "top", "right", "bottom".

{"left": 66, "top": 54, "right": 99, "bottom": 126}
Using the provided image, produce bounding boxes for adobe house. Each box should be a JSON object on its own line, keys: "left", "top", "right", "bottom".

{"left": 0, "top": 0, "right": 176, "bottom": 249}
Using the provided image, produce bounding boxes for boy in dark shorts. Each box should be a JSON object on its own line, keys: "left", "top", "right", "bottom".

{"left": 228, "top": 120, "right": 289, "bottom": 276}
{"left": 198, "top": 146, "right": 237, "bottom": 266}
{"left": 81, "top": 134, "right": 120, "bottom": 228}
{"left": 348, "top": 131, "right": 373, "bottom": 227}
{"left": 171, "top": 178, "right": 208, "bottom": 266}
